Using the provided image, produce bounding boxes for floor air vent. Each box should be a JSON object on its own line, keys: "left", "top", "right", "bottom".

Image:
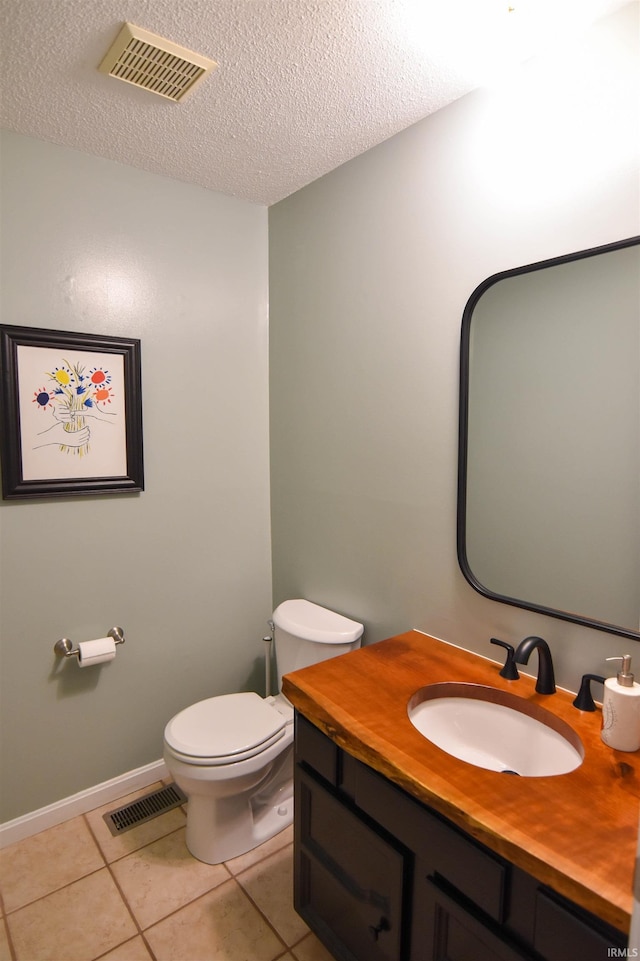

{"left": 103, "top": 783, "right": 187, "bottom": 836}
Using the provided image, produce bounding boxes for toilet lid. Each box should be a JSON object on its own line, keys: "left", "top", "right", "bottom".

{"left": 164, "top": 692, "right": 287, "bottom": 761}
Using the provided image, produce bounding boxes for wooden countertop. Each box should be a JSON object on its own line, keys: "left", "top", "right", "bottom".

{"left": 282, "top": 630, "right": 640, "bottom": 933}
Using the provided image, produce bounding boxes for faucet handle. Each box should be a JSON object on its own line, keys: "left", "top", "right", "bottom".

{"left": 490, "top": 638, "right": 520, "bottom": 680}
{"left": 572, "top": 673, "right": 605, "bottom": 712}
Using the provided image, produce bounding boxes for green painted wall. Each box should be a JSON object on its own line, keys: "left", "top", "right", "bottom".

{"left": 0, "top": 132, "right": 272, "bottom": 822}
{"left": 269, "top": 4, "right": 639, "bottom": 685}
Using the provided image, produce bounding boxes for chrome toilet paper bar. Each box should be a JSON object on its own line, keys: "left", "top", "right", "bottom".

{"left": 53, "top": 626, "right": 125, "bottom": 660}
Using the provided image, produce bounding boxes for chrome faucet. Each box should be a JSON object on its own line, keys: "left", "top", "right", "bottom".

{"left": 514, "top": 636, "right": 556, "bottom": 695}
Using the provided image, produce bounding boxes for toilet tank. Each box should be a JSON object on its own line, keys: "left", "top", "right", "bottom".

{"left": 272, "top": 599, "right": 364, "bottom": 693}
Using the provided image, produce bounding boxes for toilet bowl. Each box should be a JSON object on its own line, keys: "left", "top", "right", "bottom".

{"left": 163, "top": 599, "right": 363, "bottom": 864}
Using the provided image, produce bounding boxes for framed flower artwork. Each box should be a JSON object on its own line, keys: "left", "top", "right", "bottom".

{"left": 0, "top": 325, "right": 144, "bottom": 499}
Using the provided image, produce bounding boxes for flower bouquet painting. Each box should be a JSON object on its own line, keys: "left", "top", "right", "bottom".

{"left": 0, "top": 325, "right": 143, "bottom": 499}
{"left": 32, "top": 357, "right": 117, "bottom": 458}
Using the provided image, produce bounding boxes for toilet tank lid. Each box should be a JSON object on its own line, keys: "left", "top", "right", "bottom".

{"left": 272, "top": 599, "right": 364, "bottom": 644}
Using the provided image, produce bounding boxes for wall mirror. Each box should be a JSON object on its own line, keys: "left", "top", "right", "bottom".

{"left": 458, "top": 236, "right": 640, "bottom": 640}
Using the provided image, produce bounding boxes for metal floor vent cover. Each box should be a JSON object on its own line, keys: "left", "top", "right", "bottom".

{"left": 98, "top": 23, "right": 217, "bottom": 102}
{"left": 103, "top": 783, "right": 187, "bottom": 836}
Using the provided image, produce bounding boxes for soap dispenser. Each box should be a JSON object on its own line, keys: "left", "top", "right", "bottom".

{"left": 601, "top": 655, "right": 640, "bottom": 752}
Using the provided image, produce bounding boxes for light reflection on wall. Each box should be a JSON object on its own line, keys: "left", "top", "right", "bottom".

{"left": 464, "top": 5, "right": 638, "bottom": 214}
{"left": 61, "top": 256, "right": 154, "bottom": 331}
{"left": 391, "top": 0, "right": 629, "bottom": 90}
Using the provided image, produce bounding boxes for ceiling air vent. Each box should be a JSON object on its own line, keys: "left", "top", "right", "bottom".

{"left": 98, "top": 23, "right": 217, "bottom": 102}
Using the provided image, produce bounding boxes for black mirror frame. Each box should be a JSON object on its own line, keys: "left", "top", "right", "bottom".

{"left": 457, "top": 235, "right": 640, "bottom": 641}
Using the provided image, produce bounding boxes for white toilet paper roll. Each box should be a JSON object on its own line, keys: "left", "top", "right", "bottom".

{"left": 77, "top": 636, "right": 117, "bottom": 667}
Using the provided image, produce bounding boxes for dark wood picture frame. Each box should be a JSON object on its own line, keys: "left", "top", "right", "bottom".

{"left": 0, "top": 325, "right": 144, "bottom": 499}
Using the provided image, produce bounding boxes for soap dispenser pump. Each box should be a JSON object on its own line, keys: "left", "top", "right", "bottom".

{"left": 601, "top": 655, "right": 640, "bottom": 752}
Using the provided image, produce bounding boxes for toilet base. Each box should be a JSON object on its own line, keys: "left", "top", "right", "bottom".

{"left": 172, "top": 729, "right": 293, "bottom": 864}
{"left": 185, "top": 786, "right": 293, "bottom": 864}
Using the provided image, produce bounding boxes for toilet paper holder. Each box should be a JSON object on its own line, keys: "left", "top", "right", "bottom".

{"left": 54, "top": 626, "right": 125, "bottom": 660}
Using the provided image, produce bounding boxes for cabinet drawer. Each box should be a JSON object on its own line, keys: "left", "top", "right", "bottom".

{"left": 295, "top": 714, "right": 339, "bottom": 786}
{"left": 354, "top": 759, "right": 507, "bottom": 923}
{"left": 533, "top": 890, "right": 627, "bottom": 961}
{"left": 295, "top": 767, "right": 407, "bottom": 961}
{"left": 428, "top": 819, "right": 508, "bottom": 924}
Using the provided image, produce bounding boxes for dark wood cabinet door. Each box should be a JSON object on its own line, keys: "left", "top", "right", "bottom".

{"left": 422, "top": 879, "right": 532, "bottom": 961}
{"left": 533, "top": 890, "right": 627, "bottom": 961}
{"left": 295, "top": 767, "right": 409, "bottom": 961}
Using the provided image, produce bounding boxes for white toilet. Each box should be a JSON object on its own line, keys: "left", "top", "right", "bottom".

{"left": 163, "top": 599, "right": 363, "bottom": 863}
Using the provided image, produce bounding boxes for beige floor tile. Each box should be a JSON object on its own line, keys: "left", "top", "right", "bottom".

{"left": 110, "top": 828, "right": 229, "bottom": 929}
{"left": 6, "top": 868, "right": 136, "bottom": 961}
{"left": 0, "top": 920, "right": 12, "bottom": 961}
{"left": 0, "top": 816, "right": 105, "bottom": 912}
{"left": 145, "top": 878, "right": 285, "bottom": 961}
{"left": 85, "top": 782, "right": 186, "bottom": 863}
{"left": 96, "top": 934, "right": 154, "bottom": 960}
{"left": 291, "top": 932, "right": 337, "bottom": 961}
{"left": 237, "top": 845, "right": 308, "bottom": 946}
{"left": 225, "top": 824, "right": 294, "bottom": 875}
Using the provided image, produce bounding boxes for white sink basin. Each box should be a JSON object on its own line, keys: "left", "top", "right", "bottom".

{"left": 408, "top": 683, "right": 583, "bottom": 777}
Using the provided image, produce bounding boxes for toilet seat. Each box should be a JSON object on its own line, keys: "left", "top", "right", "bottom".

{"left": 164, "top": 692, "right": 287, "bottom": 766}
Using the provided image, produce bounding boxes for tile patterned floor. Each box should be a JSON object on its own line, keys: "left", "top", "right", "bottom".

{"left": 0, "top": 782, "right": 335, "bottom": 961}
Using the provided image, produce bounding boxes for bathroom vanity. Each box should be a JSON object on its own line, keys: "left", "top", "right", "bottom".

{"left": 282, "top": 631, "right": 639, "bottom": 961}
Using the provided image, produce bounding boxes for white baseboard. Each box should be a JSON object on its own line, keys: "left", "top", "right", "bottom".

{"left": 0, "top": 758, "right": 169, "bottom": 849}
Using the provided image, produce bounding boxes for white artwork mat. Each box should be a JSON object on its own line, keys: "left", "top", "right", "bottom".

{"left": 17, "top": 344, "right": 127, "bottom": 480}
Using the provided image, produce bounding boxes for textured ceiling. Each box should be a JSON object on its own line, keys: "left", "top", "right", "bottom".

{"left": 0, "top": 0, "right": 630, "bottom": 205}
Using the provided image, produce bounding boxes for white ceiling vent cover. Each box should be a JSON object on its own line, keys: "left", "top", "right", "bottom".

{"left": 98, "top": 23, "right": 217, "bottom": 102}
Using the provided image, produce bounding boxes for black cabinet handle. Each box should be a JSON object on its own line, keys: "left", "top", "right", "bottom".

{"left": 368, "top": 917, "right": 390, "bottom": 941}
